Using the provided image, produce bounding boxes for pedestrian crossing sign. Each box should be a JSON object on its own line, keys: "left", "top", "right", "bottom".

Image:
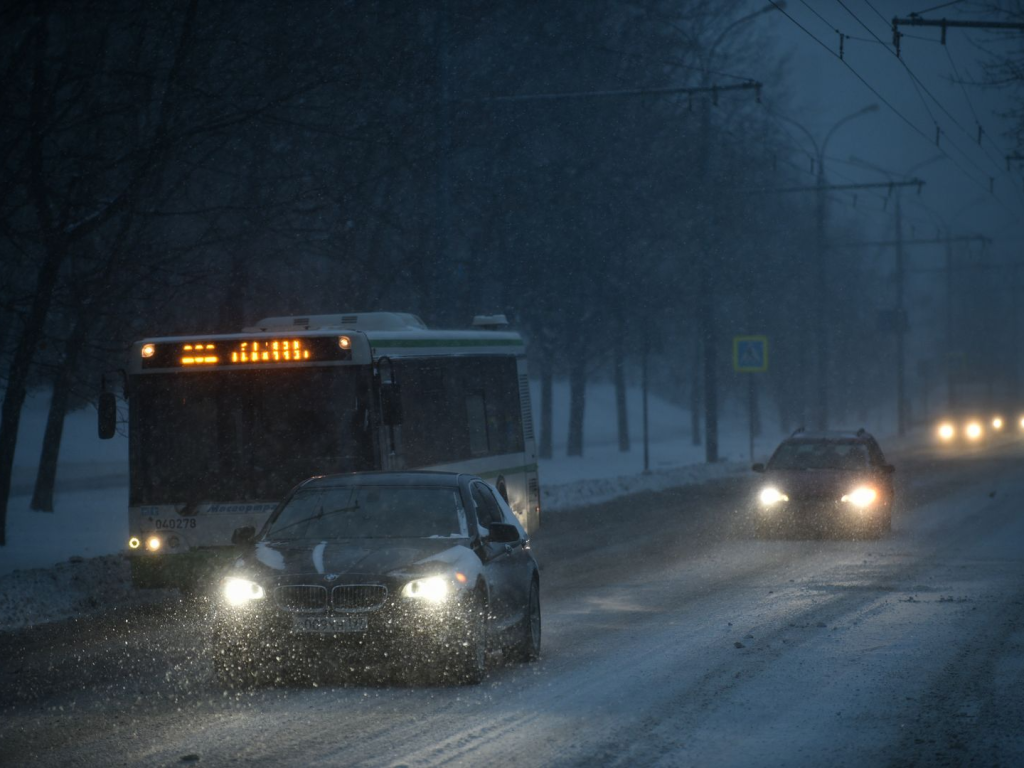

{"left": 733, "top": 336, "right": 768, "bottom": 373}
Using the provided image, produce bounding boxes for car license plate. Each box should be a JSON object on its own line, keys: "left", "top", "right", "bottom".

{"left": 293, "top": 614, "right": 368, "bottom": 634}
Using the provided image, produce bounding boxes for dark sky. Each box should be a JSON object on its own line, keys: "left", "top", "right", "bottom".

{"left": 762, "top": 0, "right": 1022, "bottom": 256}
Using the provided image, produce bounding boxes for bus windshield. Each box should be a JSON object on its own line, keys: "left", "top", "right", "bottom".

{"left": 130, "top": 368, "right": 377, "bottom": 505}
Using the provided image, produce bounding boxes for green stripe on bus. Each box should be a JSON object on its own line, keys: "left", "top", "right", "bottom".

{"left": 371, "top": 338, "right": 523, "bottom": 349}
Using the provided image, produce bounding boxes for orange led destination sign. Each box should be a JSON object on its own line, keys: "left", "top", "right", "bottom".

{"left": 141, "top": 336, "right": 353, "bottom": 369}
{"left": 230, "top": 339, "right": 311, "bottom": 364}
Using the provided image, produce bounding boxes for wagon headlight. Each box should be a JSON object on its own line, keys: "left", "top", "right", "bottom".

{"left": 759, "top": 487, "right": 788, "bottom": 506}
{"left": 841, "top": 486, "right": 878, "bottom": 508}
{"left": 401, "top": 576, "right": 450, "bottom": 603}
{"left": 223, "top": 577, "right": 265, "bottom": 607}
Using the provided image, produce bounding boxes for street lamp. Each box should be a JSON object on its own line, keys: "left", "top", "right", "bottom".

{"left": 774, "top": 104, "right": 879, "bottom": 430}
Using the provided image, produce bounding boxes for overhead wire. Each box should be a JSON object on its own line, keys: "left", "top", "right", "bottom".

{"left": 766, "top": 1, "right": 1019, "bottom": 216}
{"left": 835, "top": 0, "right": 1024, "bottom": 205}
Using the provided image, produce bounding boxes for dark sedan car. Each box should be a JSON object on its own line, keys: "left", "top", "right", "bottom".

{"left": 751, "top": 429, "right": 895, "bottom": 539}
{"left": 209, "top": 471, "right": 540, "bottom": 686}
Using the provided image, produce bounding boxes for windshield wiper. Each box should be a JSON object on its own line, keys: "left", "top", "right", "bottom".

{"left": 265, "top": 503, "right": 360, "bottom": 539}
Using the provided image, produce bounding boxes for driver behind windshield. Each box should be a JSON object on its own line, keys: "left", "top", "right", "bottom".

{"left": 264, "top": 486, "right": 468, "bottom": 541}
{"left": 768, "top": 442, "right": 869, "bottom": 471}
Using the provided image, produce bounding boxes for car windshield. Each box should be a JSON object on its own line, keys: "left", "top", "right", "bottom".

{"left": 768, "top": 441, "right": 870, "bottom": 471}
{"left": 264, "top": 486, "right": 468, "bottom": 541}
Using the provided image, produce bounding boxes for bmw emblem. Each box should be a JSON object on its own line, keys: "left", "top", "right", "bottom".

{"left": 324, "top": 573, "right": 340, "bottom": 582}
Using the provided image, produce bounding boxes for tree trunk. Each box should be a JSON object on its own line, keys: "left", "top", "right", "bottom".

{"left": 566, "top": 358, "right": 586, "bottom": 457}
{"left": 0, "top": 244, "right": 66, "bottom": 545}
{"left": 690, "top": 329, "right": 702, "bottom": 446}
{"left": 539, "top": 361, "right": 553, "bottom": 460}
{"left": 614, "top": 337, "right": 630, "bottom": 453}
{"left": 31, "top": 321, "right": 87, "bottom": 512}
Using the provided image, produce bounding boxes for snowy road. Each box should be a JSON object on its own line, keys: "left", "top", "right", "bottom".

{"left": 2, "top": 441, "right": 1023, "bottom": 767}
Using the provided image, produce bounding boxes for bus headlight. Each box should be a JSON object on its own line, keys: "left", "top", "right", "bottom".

{"left": 937, "top": 422, "right": 955, "bottom": 441}
{"left": 759, "top": 487, "right": 788, "bottom": 506}
{"left": 401, "top": 576, "right": 450, "bottom": 603}
{"left": 141, "top": 343, "right": 156, "bottom": 358}
{"left": 223, "top": 577, "right": 265, "bottom": 607}
{"left": 965, "top": 421, "right": 983, "bottom": 441}
{"left": 841, "top": 487, "right": 878, "bottom": 508}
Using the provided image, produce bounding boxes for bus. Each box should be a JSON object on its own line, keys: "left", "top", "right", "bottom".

{"left": 100, "top": 312, "right": 540, "bottom": 590}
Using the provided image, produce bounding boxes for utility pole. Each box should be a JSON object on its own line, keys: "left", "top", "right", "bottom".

{"left": 757, "top": 175, "right": 922, "bottom": 431}
{"left": 895, "top": 193, "right": 907, "bottom": 436}
{"left": 946, "top": 239, "right": 955, "bottom": 412}
{"left": 768, "top": 104, "right": 879, "bottom": 431}
{"left": 892, "top": 17, "right": 1024, "bottom": 58}
{"left": 835, "top": 234, "right": 991, "bottom": 418}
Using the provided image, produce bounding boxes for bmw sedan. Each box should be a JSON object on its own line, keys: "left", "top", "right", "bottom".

{"left": 752, "top": 429, "right": 896, "bottom": 539}
{"left": 209, "top": 471, "right": 541, "bottom": 686}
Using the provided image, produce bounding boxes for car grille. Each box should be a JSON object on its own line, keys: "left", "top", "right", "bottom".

{"left": 274, "top": 585, "right": 328, "bottom": 613}
{"left": 332, "top": 584, "right": 388, "bottom": 613}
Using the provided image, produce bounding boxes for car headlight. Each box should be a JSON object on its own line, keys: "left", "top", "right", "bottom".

{"left": 964, "top": 421, "right": 983, "bottom": 441}
{"left": 992, "top": 417, "right": 1004, "bottom": 430}
{"left": 759, "top": 487, "right": 788, "bottom": 506}
{"left": 937, "top": 422, "right": 955, "bottom": 441}
{"left": 401, "top": 576, "right": 450, "bottom": 603}
{"left": 841, "top": 487, "right": 878, "bottom": 507}
{"left": 223, "top": 577, "right": 265, "bottom": 607}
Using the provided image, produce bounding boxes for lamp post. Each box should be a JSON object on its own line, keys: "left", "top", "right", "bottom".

{"left": 693, "top": 1, "right": 782, "bottom": 463}
{"left": 774, "top": 104, "right": 879, "bottom": 429}
{"left": 849, "top": 154, "right": 943, "bottom": 434}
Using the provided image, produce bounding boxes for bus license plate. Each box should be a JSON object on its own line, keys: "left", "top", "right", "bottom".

{"left": 294, "top": 615, "right": 368, "bottom": 634}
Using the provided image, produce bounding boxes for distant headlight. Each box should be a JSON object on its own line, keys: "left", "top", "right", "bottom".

{"left": 965, "top": 421, "right": 983, "bottom": 441}
{"left": 759, "top": 487, "right": 788, "bottom": 506}
{"left": 841, "top": 487, "right": 878, "bottom": 507}
{"left": 223, "top": 577, "right": 265, "bottom": 607}
{"left": 992, "top": 417, "right": 1004, "bottom": 430}
{"left": 937, "top": 422, "right": 955, "bottom": 441}
{"left": 401, "top": 576, "right": 450, "bottom": 603}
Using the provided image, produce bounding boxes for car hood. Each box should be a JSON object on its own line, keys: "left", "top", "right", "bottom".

{"left": 762, "top": 469, "right": 875, "bottom": 497}
{"left": 240, "top": 536, "right": 478, "bottom": 582}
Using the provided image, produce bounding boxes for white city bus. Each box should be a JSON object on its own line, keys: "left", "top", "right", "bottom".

{"left": 102, "top": 312, "right": 540, "bottom": 590}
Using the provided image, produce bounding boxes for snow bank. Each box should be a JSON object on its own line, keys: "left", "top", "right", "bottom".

{"left": 0, "top": 555, "right": 170, "bottom": 631}
{"left": 542, "top": 459, "right": 747, "bottom": 512}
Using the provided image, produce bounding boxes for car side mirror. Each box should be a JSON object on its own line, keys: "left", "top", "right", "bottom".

{"left": 752, "top": 463, "right": 765, "bottom": 473}
{"left": 883, "top": 464, "right": 896, "bottom": 474}
{"left": 487, "top": 522, "right": 520, "bottom": 544}
{"left": 98, "top": 392, "right": 117, "bottom": 440}
{"left": 231, "top": 526, "right": 256, "bottom": 547}
{"left": 380, "top": 381, "right": 403, "bottom": 426}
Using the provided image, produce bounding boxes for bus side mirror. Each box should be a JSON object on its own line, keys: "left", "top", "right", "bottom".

{"left": 381, "top": 382, "right": 403, "bottom": 426}
{"left": 98, "top": 393, "right": 117, "bottom": 440}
